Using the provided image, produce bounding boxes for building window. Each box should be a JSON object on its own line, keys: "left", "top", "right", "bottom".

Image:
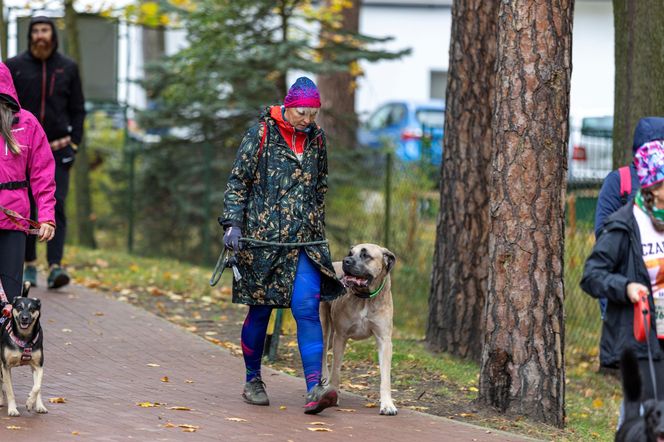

{"left": 430, "top": 70, "right": 448, "bottom": 100}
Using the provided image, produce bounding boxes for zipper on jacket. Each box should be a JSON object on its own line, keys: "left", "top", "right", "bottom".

{"left": 40, "top": 61, "right": 47, "bottom": 123}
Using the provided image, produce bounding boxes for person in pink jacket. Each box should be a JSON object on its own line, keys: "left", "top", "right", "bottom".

{"left": 0, "top": 62, "right": 55, "bottom": 304}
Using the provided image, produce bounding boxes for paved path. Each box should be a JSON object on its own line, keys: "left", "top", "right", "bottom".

{"left": 0, "top": 283, "right": 535, "bottom": 441}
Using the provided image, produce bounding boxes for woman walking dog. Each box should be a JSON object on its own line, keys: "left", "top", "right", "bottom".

{"left": 581, "top": 137, "right": 664, "bottom": 425}
{"left": 219, "top": 77, "right": 344, "bottom": 414}
{"left": 0, "top": 61, "right": 55, "bottom": 305}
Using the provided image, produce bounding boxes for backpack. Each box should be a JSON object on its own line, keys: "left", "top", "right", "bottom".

{"left": 618, "top": 165, "right": 631, "bottom": 205}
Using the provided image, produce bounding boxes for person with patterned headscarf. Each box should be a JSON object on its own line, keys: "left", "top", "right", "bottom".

{"left": 219, "top": 77, "right": 344, "bottom": 414}
{"left": 581, "top": 135, "right": 664, "bottom": 428}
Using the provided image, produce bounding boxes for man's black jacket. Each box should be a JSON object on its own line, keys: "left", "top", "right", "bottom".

{"left": 581, "top": 202, "right": 664, "bottom": 367}
{"left": 5, "top": 19, "right": 85, "bottom": 145}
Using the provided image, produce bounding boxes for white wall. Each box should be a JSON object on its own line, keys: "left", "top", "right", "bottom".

{"left": 569, "top": 1, "right": 614, "bottom": 118}
{"left": 356, "top": 5, "right": 451, "bottom": 118}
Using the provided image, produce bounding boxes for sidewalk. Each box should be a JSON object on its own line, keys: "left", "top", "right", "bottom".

{"left": 0, "top": 283, "right": 535, "bottom": 441}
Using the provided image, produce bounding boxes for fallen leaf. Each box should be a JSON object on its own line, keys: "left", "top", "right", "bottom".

{"left": 336, "top": 408, "right": 356, "bottom": 413}
{"left": 185, "top": 380, "right": 194, "bottom": 384}
{"left": 592, "top": 398, "right": 604, "bottom": 409}
{"left": 279, "top": 405, "right": 287, "bottom": 410}
{"left": 93, "top": 312, "right": 104, "bottom": 316}
{"left": 71, "top": 431, "right": 80, "bottom": 435}
{"left": 146, "top": 363, "right": 160, "bottom": 367}
{"left": 6, "top": 425, "right": 21, "bottom": 430}
{"left": 458, "top": 412, "right": 473, "bottom": 417}
{"left": 468, "top": 386, "right": 479, "bottom": 392}
{"left": 136, "top": 401, "right": 161, "bottom": 407}
{"left": 49, "top": 397, "right": 66, "bottom": 403}
{"left": 364, "top": 403, "right": 378, "bottom": 408}
{"left": 308, "top": 421, "right": 327, "bottom": 425}
{"left": 129, "top": 264, "right": 139, "bottom": 272}
{"left": 408, "top": 406, "right": 429, "bottom": 412}
{"left": 205, "top": 336, "right": 223, "bottom": 345}
{"left": 178, "top": 424, "right": 199, "bottom": 429}
{"left": 164, "top": 423, "right": 176, "bottom": 428}
{"left": 204, "top": 331, "right": 218, "bottom": 336}
{"left": 307, "top": 427, "right": 332, "bottom": 432}
{"left": 169, "top": 406, "right": 192, "bottom": 411}
{"left": 62, "top": 328, "right": 72, "bottom": 333}
{"left": 182, "top": 428, "right": 197, "bottom": 433}
{"left": 161, "top": 376, "right": 169, "bottom": 383}
{"left": 225, "top": 417, "right": 248, "bottom": 422}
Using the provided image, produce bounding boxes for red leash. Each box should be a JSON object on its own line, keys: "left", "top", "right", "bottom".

{"left": 0, "top": 204, "right": 41, "bottom": 235}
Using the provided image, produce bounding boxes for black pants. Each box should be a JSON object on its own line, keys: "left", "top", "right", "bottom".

{"left": 25, "top": 162, "right": 70, "bottom": 266}
{"left": 0, "top": 229, "right": 26, "bottom": 302}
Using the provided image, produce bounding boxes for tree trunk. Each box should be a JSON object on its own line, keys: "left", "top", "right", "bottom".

{"left": 425, "top": 0, "right": 497, "bottom": 361}
{"left": 317, "top": 0, "right": 360, "bottom": 149}
{"left": 479, "top": 0, "right": 572, "bottom": 427}
{"left": 64, "top": 0, "right": 96, "bottom": 248}
{"left": 0, "top": 0, "right": 6, "bottom": 61}
{"left": 612, "top": 0, "right": 664, "bottom": 166}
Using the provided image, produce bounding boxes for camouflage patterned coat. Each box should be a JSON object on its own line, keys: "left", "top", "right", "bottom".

{"left": 220, "top": 107, "right": 344, "bottom": 306}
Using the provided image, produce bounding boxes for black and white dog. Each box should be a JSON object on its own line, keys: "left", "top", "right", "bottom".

{"left": 0, "top": 283, "right": 47, "bottom": 416}
{"left": 615, "top": 349, "right": 664, "bottom": 442}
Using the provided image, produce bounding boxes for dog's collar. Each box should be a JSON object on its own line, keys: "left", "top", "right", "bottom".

{"left": 4, "top": 320, "right": 39, "bottom": 365}
{"left": 354, "top": 278, "right": 387, "bottom": 299}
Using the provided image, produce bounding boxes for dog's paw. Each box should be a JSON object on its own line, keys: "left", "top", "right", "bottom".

{"left": 379, "top": 403, "right": 398, "bottom": 416}
{"left": 35, "top": 404, "right": 48, "bottom": 414}
{"left": 8, "top": 407, "right": 19, "bottom": 417}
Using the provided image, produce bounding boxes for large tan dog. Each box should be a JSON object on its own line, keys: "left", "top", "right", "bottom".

{"left": 320, "top": 243, "right": 397, "bottom": 415}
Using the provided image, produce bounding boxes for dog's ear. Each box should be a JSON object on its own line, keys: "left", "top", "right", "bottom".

{"left": 382, "top": 248, "right": 396, "bottom": 273}
{"left": 643, "top": 399, "right": 657, "bottom": 416}
{"left": 22, "top": 281, "right": 31, "bottom": 297}
{"left": 33, "top": 298, "right": 41, "bottom": 310}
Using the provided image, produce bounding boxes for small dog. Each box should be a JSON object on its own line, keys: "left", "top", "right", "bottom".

{"left": 0, "top": 283, "right": 47, "bottom": 416}
{"left": 615, "top": 349, "right": 664, "bottom": 442}
{"left": 320, "top": 243, "right": 398, "bottom": 415}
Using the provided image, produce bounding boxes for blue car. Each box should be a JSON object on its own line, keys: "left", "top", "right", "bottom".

{"left": 357, "top": 100, "right": 445, "bottom": 165}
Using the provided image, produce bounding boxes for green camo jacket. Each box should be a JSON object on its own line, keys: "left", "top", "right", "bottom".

{"left": 220, "top": 107, "right": 345, "bottom": 306}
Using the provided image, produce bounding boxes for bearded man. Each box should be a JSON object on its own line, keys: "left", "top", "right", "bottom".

{"left": 6, "top": 16, "right": 86, "bottom": 289}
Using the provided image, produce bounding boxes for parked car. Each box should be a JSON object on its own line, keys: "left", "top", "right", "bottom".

{"left": 568, "top": 115, "right": 613, "bottom": 184}
{"left": 357, "top": 100, "right": 445, "bottom": 165}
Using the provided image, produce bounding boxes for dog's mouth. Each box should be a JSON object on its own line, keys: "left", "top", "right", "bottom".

{"left": 341, "top": 273, "right": 371, "bottom": 288}
{"left": 18, "top": 318, "right": 32, "bottom": 329}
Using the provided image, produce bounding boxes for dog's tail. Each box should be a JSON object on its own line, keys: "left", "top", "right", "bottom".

{"left": 21, "top": 281, "right": 31, "bottom": 298}
{"left": 621, "top": 348, "right": 642, "bottom": 422}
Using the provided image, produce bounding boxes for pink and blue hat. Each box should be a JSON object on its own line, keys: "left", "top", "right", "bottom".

{"left": 284, "top": 77, "right": 321, "bottom": 108}
{"left": 635, "top": 140, "right": 664, "bottom": 188}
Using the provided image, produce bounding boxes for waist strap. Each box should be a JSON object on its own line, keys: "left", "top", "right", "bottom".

{"left": 0, "top": 180, "right": 28, "bottom": 190}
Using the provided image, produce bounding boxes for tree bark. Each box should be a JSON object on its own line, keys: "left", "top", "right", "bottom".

{"left": 612, "top": 0, "right": 664, "bottom": 166}
{"left": 317, "top": 0, "right": 360, "bottom": 149}
{"left": 65, "top": 0, "right": 96, "bottom": 248}
{"left": 425, "top": 0, "right": 497, "bottom": 361}
{"left": 0, "top": 0, "right": 6, "bottom": 61}
{"left": 479, "top": 0, "right": 572, "bottom": 427}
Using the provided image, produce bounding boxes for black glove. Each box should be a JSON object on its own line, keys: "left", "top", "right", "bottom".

{"left": 224, "top": 226, "right": 242, "bottom": 252}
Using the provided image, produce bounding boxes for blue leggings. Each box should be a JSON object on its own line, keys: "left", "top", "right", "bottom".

{"left": 241, "top": 251, "right": 323, "bottom": 391}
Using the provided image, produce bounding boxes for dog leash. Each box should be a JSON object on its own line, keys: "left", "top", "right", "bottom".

{"left": 0, "top": 204, "right": 41, "bottom": 235}
{"left": 640, "top": 291, "right": 659, "bottom": 401}
{"left": 209, "top": 238, "right": 329, "bottom": 287}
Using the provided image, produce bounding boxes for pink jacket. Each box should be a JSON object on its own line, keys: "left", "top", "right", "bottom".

{"left": 0, "top": 62, "right": 55, "bottom": 232}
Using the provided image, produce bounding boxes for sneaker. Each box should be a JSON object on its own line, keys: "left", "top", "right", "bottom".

{"left": 304, "top": 381, "right": 338, "bottom": 415}
{"left": 47, "top": 266, "right": 70, "bottom": 289}
{"left": 242, "top": 377, "right": 270, "bottom": 406}
{"left": 23, "top": 265, "right": 38, "bottom": 287}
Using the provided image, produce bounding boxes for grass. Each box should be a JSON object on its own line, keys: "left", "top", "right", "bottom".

{"left": 30, "top": 239, "right": 623, "bottom": 442}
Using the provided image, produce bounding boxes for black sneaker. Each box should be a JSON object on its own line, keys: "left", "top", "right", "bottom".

{"left": 304, "top": 381, "right": 338, "bottom": 414}
{"left": 47, "top": 266, "right": 70, "bottom": 289}
{"left": 242, "top": 377, "right": 269, "bottom": 406}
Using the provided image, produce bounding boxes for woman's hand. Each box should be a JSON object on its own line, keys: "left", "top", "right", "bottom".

{"left": 626, "top": 282, "right": 649, "bottom": 303}
{"left": 38, "top": 223, "right": 55, "bottom": 242}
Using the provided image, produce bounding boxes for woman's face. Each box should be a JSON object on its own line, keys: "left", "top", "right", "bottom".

{"left": 284, "top": 107, "right": 319, "bottom": 130}
{"left": 651, "top": 183, "right": 664, "bottom": 208}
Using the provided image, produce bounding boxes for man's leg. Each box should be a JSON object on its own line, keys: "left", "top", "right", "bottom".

{"left": 1, "top": 230, "right": 27, "bottom": 303}
{"left": 47, "top": 164, "right": 70, "bottom": 289}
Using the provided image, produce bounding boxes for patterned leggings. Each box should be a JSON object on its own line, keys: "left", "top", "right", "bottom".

{"left": 241, "top": 251, "right": 323, "bottom": 391}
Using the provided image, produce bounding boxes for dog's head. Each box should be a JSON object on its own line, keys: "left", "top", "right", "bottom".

{"left": 644, "top": 399, "right": 664, "bottom": 442}
{"left": 11, "top": 297, "right": 41, "bottom": 331}
{"left": 341, "top": 243, "right": 396, "bottom": 289}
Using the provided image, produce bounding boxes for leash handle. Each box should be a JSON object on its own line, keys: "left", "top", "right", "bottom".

{"left": 639, "top": 290, "right": 659, "bottom": 401}
{"left": 0, "top": 204, "right": 42, "bottom": 235}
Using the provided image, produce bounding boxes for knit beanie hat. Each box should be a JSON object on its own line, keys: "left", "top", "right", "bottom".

{"left": 284, "top": 77, "right": 321, "bottom": 108}
{"left": 635, "top": 140, "right": 664, "bottom": 188}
